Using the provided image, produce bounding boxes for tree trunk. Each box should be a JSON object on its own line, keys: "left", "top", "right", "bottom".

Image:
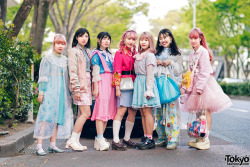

{"left": 9, "top": 0, "right": 35, "bottom": 38}
{"left": 30, "top": 0, "right": 39, "bottom": 46}
{"left": 9, "top": 73, "right": 19, "bottom": 128}
{"left": 34, "top": 0, "right": 50, "bottom": 54}
{"left": 0, "top": 0, "right": 7, "bottom": 24}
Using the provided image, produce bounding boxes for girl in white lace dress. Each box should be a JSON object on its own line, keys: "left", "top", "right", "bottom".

{"left": 34, "top": 34, "right": 73, "bottom": 156}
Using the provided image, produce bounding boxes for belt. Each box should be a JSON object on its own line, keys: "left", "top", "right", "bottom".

{"left": 122, "top": 71, "right": 135, "bottom": 75}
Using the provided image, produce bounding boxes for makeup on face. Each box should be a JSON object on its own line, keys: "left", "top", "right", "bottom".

{"left": 159, "top": 33, "right": 172, "bottom": 48}
{"left": 124, "top": 36, "right": 136, "bottom": 49}
{"left": 99, "top": 36, "right": 111, "bottom": 50}
{"left": 140, "top": 38, "right": 150, "bottom": 52}
{"left": 189, "top": 37, "right": 201, "bottom": 51}
{"left": 54, "top": 42, "right": 66, "bottom": 54}
{"left": 77, "top": 32, "right": 89, "bottom": 47}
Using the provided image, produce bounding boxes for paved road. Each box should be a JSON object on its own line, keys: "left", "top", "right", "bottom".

{"left": 1, "top": 99, "right": 250, "bottom": 167}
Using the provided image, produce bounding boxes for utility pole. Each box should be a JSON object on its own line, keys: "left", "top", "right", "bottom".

{"left": 193, "top": 0, "right": 196, "bottom": 28}
{"left": 27, "top": 63, "right": 34, "bottom": 123}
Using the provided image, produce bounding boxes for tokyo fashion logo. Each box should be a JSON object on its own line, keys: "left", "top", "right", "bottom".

{"left": 225, "top": 155, "right": 250, "bottom": 165}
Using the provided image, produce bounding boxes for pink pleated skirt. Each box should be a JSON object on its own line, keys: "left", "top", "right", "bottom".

{"left": 91, "top": 73, "right": 117, "bottom": 121}
{"left": 183, "top": 75, "right": 232, "bottom": 113}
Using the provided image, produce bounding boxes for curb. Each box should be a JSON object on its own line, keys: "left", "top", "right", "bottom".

{"left": 229, "top": 95, "right": 250, "bottom": 101}
{"left": 0, "top": 126, "right": 35, "bottom": 157}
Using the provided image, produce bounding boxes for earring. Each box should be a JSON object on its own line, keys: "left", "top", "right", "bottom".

{"left": 159, "top": 43, "right": 162, "bottom": 46}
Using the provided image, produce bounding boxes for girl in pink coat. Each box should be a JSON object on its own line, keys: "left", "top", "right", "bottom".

{"left": 183, "top": 28, "right": 232, "bottom": 150}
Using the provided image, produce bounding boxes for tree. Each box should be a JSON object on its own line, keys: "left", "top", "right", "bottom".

{"left": 80, "top": 0, "right": 149, "bottom": 48}
{"left": 49, "top": 0, "right": 95, "bottom": 45}
{"left": 49, "top": 0, "right": 149, "bottom": 48}
{"left": 9, "top": 0, "right": 35, "bottom": 38}
{"left": 150, "top": 9, "right": 191, "bottom": 49}
{"left": 0, "top": 0, "right": 7, "bottom": 24}
{"left": 30, "top": 0, "right": 55, "bottom": 54}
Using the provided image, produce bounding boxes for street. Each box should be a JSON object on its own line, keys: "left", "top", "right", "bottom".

{"left": 1, "top": 99, "right": 250, "bottom": 167}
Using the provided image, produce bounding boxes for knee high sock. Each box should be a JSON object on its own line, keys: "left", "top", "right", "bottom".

{"left": 113, "top": 120, "right": 121, "bottom": 143}
{"left": 124, "top": 121, "right": 134, "bottom": 141}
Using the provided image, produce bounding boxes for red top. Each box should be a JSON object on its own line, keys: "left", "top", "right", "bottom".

{"left": 112, "top": 48, "right": 136, "bottom": 86}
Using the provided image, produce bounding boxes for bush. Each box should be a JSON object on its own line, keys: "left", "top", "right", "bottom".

{"left": 218, "top": 82, "right": 250, "bottom": 96}
{"left": 0, "top": 21, "right": 35, "bottom": 126}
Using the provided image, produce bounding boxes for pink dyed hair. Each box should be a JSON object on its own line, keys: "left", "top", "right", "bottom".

{"left": 189, "top": 28, "right": 213, "bottom": 61}
{"left": 53, "top": 34, "right": 67, "bottom": 50}
{"left": 138, "top": 32, "right": 156, "bottom": 54}
{"left": 119, "top": 30, "right": 137, "bottom": 54}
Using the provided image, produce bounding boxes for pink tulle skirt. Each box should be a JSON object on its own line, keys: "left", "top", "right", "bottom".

{"left": 183, "top": 76, "right": 232, "bottom": 113}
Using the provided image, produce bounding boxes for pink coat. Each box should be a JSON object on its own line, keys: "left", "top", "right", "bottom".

{"left": 188, "top": 46, "right": 213, "bottom": 93}
{"left": 68, "top": 45, "right": 91, "bottom": 94}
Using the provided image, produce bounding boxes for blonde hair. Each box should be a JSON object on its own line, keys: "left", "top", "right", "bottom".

{"left": 138, "top": 32, "right": 156, "bottom": 54}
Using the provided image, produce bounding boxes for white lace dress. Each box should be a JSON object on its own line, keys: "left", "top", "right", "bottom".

{"left": 33, "top": 52, "right": 73, "bottom": 139}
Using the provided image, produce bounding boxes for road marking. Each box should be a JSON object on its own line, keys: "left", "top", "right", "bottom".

{"left": 229, "top": 108, "right": 249, "bottom": 113}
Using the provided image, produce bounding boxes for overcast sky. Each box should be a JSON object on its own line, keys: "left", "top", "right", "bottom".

{"left": 131, "top": 0, "right": 189, "bottom": 33}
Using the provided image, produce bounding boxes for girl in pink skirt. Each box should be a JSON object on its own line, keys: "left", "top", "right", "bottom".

{"left": 183, "top": 28, "right": 232, "bottom": 150}
{"left": 91, "top": 32, "right": 117, "bottom": 151}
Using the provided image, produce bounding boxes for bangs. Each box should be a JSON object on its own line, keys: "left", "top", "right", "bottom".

{"left": 103, "top": 35, "right": 111, "bottom": 40}
{"left": 53, "top": 35, "right": 67, "bottom": 45}
{"left": 78, "top": 32, "right": 88, "bottom": 37}
{"left": 126, "top": 31, "right": 137, "bottom": 40}
{"left": 54, "top": 39, "right": 66, "bottom": 45}
{"left": 189, "top": 29, "right": 199, "bottom": 39}
{"left": 139, "top": 33, "right": 149, "bottom": 41}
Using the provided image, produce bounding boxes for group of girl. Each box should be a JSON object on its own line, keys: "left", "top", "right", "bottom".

{"left": 34, "top": 27, "right": 232, "bottom": 156}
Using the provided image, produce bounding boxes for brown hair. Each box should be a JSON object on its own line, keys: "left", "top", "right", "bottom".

{"left": 138, "top": 32, "right": 156, "bottom": 54}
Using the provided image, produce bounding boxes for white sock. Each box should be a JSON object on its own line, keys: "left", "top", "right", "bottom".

{"left": 124, "top": 121, "right": 134, "bottom": 141}
{"left": 37, "top": 144, "right": 44, "bottom": 153}
{"left": 70, "top": 131, "right": 78, "bottom": 141}
{"left": 50, "top": 142, "right": 56, "bottom": 148}
{"left": 113, "top": 120, "right": 121, "bottom": 143}
{"left": 77, "top": 133, "right": 82, "bottom": 144}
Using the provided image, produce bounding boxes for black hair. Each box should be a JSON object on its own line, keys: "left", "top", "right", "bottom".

{"left": 96, "top": 32, "right": 112, "bottom": 54}
{"left": 156, "top": 28, "right": 181, "bottom": 56}
{"left": 72, "top": 28, "right": 91, "bottom": 48}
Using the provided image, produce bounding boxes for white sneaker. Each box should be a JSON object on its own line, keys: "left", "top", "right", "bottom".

{"left": 194, "top": 138, "right": 210, "bottom": 150}
{"left": 95, "top": 137, "right": 110, "bottom": 151}
{"left": 188, "top": 138, "right": 200, "bottom": 147}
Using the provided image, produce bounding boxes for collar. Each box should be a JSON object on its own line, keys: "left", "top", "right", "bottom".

{"left": 163, "top": 47, "right": 171, "bottom": 54}
{"left": 52, "top": 50, "right": 62, "bottom": 57}
{"left": 123, "top": 46, "right": 132, "bottom": 57}
{"left": 77, "top": 44, "right": 87, "bottom": 51}
{"left": 194, "top": 45, "right": 204, "bottom": 54}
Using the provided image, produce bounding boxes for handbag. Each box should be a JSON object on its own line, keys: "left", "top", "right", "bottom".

{"left": 187, "top": 110, "right": 207, "bottom": 138}
{"left": 120, "top": 77, "right": 134, "bottom": 90}
{"left": 187, "top": 98, "right": 207, "bottom": 138}
{"left": 156, "top": 66, "right": 180, "bottom": 103}
{"left": 120, "top": 57, "right": 134, "bottom": 91}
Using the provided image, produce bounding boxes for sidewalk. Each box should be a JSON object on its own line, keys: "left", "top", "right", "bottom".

{"left": 0, "top": 126, "right": 35, "bottom": 157}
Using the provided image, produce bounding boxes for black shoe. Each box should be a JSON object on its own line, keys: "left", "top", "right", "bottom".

{"left": 136, "top": 137, "right": 155, "bottom": 150}
{"left": 136, "top": 136, "right": 147, "bottom": 148}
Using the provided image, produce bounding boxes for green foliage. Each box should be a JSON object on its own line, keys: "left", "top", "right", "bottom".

{"left": 0, "top": 21, "right": 35, "bottom": 123}
{"left": 80, "top": 0, "right": 149, "bottom": 49}
{"left": 219, "top": 82, "right": 250, "bottom": 96}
